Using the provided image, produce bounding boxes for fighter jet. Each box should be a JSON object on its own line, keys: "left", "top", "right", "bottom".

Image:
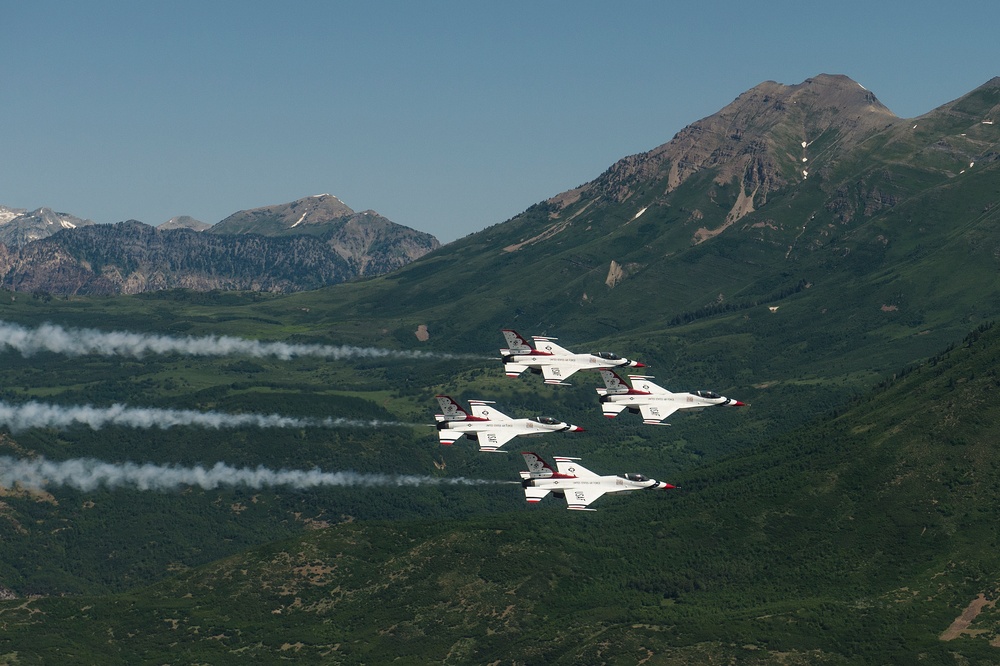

{"left": 434, "top": 395, "right": 584, "bottom": 453}
{"left": 518, "top": 451, "right": 674, "bottom": 511}
{"left": 500, "top": 329, "right": 644, "bottom": 385}
{"left": 595, "top": 370, "right": 746, "bottom": 425}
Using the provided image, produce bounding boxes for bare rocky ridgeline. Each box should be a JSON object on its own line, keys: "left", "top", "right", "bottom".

{"left": 0, "top": 195, "right": 440, "bottom": 295}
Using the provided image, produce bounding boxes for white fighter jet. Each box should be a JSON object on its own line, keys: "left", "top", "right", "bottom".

{"left": 434, "top": 395, "right": 584, "bottom": 453}
{"left": 518, "top": 451, "right": 675, "bottom": 511}
{"left": 596, "top": 370, "right": 746, "bottom": 425}
{"left": 500, "top": 329, "right": 644, "bottom": 385}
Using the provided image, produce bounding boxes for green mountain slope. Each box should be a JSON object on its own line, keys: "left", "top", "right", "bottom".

{"left": 217, "top": 79, "right": 999, "bottom": 413}
{"left": 3, "top": 322, "right": 1000, "bottom": 663}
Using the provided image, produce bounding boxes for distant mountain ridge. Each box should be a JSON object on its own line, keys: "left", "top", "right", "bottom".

{"left": 208, "top": 194, "right": 440, "bottom": 275}
{"left": 209, "top": 193, "right": 356, "bottom": 236}
{"left": 158, "top": 216, "right": 210, "bottom": 232}
{"left": 0, "top": 221, "right": 354, "bottom": 295}
{"left": 0, "top": 207, "right": 94, "bottom": 248}
{"left": 0, "top": 195, "right": 439, "bottom": 294}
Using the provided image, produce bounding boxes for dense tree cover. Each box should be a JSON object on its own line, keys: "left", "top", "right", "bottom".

{"left": 3, "top": 318, "right": 1000, "bottom": 662}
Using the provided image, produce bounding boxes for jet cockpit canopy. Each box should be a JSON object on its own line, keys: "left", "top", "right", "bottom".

{"left": 591, "top": 351, "right": 622, "bottom": 360}
{"left": 694, "top": 390, "right": 721, "bottom": 399}
{"left": 531, "top": 416, "right": 561, "bottom": 425}
{"left": 620, "top": 473, "right": 649, "bottom": 482}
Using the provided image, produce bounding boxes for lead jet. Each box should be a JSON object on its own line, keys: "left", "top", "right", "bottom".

{"left": 500, "top": 329, "right": 644, "bottom": 385}
{"left": 434, "top": 395, "right": 584, "bottom": 453}
{"left": 518, "top": 451, "right": 674, "bottom": 511}
{"left": 596, "top": 370, "right": 746, "bottom": 425}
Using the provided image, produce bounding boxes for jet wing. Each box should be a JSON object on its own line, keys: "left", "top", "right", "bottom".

{"left": 630, "top": 377, "right": 670, "bottom": 394}
{"left": 533, "top": 338, "right": 572, "bottom": 355}
{"left": 564, "top": 486, "right": 606, "bottom": 511}
{"left": 477, "top": 429, "right": 519, "bottom": 452}
{"left": 553, "top": 457, "right": 598, "bottom": 477}
{"left": 639, "top": 404, "right": 679, "bottom": 425}
{"left": 469, "top": 402, "right": 510, "bottom": 420}
{"left": 541, "top": 364, "right": 578, "bottom": 385}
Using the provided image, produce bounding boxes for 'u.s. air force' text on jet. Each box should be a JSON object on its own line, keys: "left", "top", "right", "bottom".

{"left": 518, "top": 451, "right": 674, "bottom": 511}
{"left": 500, "top": 329, "right": 644, "bottom": 385}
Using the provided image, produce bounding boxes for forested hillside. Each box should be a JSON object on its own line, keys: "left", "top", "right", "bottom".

{"left": 3, "top": 320, "right": 999, "bottom": 663}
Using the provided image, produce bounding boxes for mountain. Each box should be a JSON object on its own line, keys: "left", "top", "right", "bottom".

{"left": 0, "top": 205, "right": 25, "bottom": 225}
{"left": 157, "top": 215, "right": 210, "bottom": 231}
{"left": 209, "top": 194, "right": 441, "bottom": 276}
{"left": 1, "top": 74, "right": 1000, "bottom": 662}
{"left": 0, "top": 221, "right": 354, "bottom": 294}
{"left": 316, "top": 76, "right": 999, "bottom": 372}
{"left": 0, "top": 206, "right": 94, "bottom": 248}
{"left": 209, "top": 193, "right": 356, "bottom": 236}
{"left": 0, "top": 195, "right": 441, "bottom": 294}
{"left": 557, "top": 73, "right": 898, "bottom": 220}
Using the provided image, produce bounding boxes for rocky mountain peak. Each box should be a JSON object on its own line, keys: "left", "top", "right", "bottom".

{"left": 210, "top": 194, "right": 357, "bottom": 236}
{"left": 0, "top": 207, "right": 95, "bottom": 248}
{"left": 158, "top": 216, "right": 210, "bottom": 232}
{"left": 207, "top": 194, "right": 440, "bottom": 276}
{"left": 0, "top": 205, "right": 27, "bottom": 225}
{"left": 548, "top": 74, "right": 900, "bottom": 222}
{"left": 744, "top": 74, "right": 894, "bottom": 116}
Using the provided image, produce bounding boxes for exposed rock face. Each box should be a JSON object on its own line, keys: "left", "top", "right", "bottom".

{"left": 0, "top": 195, "right": 440, "bottom": 294}
{"left": 322, "top": 210, "right": 440, "bottom": 275}
{"left": 210, "top": 194, "right": 356, "bottom": 236}
{"left": 0, "top": 207, "right": 95, "bottom": 248}
{"left": 0, "top": 206, "right": 25, "bottom": 225}
{"left": 158, "top": 216, "right": 211, "bottom": 232}
{"left": 0, "top": 221, "right": 354, "bottom": 295}
{"left": 548, "top": 74, "right": 899, "bottom": 225}
{"left": 209, "top": 194, "right": 440, "bottom": 276}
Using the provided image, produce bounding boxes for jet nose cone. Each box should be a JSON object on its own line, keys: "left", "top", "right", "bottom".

{"left": 731, "top": 400, "right": 746, "bottom": 407}
{"left": 630, "top": 361, "right": 646, "bottom": 368}
{"left": 658, "top": 482, "right": 676, "bottom": 490}
{"left": 570, "top": 425, "right": 585, "bottom": 432}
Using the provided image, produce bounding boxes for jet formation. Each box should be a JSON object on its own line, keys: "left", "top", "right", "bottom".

{"left": 432, "top": 330, "right": 746, "bottom": 509}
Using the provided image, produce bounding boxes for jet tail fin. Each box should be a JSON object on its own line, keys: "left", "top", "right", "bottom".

{"left": 435, "top": 395, "right": 470, "bottom": 421}
{"left": 520, "top": 451, "right": 555, "bottom": 478}
{"left": 501, "top": 329, "right": 533, "bottom": 354}
{"left": 598, "top": 369, "right": 631, "bottom": 393}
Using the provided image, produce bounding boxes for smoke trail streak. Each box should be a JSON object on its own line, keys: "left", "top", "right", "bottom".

{"left": 0, "top": 400, "right": 413, "bottom": 433}
{"left": 0, "top": 320, "right": 482, "bottom": 361}
{"left": 0, "top": 456, "right": 512, "bottom": 492}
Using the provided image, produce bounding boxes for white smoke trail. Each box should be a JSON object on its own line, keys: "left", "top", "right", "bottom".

{"left": 0, "top": 400, "right": 412, "bottom": 433}
{"left": 0, "top": 320, "right": 481, "bottom": 361}
{"left": 0, "top": 456, "right": 511, "bottom": 492}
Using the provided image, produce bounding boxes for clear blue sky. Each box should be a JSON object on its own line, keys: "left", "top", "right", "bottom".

{"left": 2, "top": 1, "right": 996, "bottom": 243}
